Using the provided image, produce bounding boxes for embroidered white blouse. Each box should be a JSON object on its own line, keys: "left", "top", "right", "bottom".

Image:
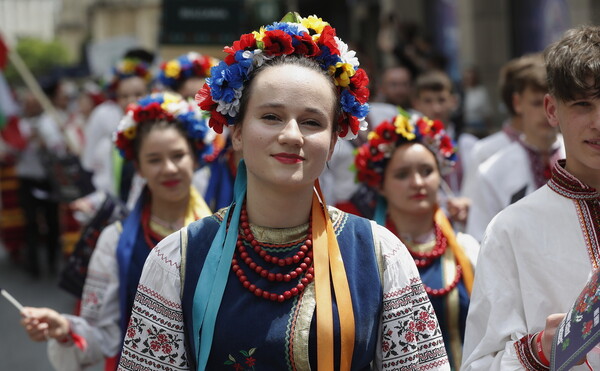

{"left": 117, "top": 210, "right": 451, "bottom": 370}
{"left": 462, "top": 186, "right": 594, "bottom": 370}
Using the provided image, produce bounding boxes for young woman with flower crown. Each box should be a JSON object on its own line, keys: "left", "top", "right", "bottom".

{"left": 354, "top": 111, "right": 480, "bottom": 369}
{"left": 159, "top": 52, "right": 239, "bottom": 211}
{"left": 117, "top": 13, "right": 450, "bottom": 371}
{"left": 20, "top": 92, "right": 214, "bottom": 371}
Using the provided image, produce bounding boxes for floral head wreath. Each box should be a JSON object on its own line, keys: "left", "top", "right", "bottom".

{"left": 354, "top": 110, "right": 457, "bottom": 188}
{"left": 113, "top": 92, "right": 215, "bottom": 163}
{"left": 195, "top": 12, "right": 370, "bottom": 140}
{"left": 107, "top": 58, "right": 153, "bottom": 94}
{"left": 158, "top": 52, "right": 220, "bottom": 91}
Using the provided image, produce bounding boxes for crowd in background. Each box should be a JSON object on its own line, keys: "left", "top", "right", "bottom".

{"left": 0, "top": 13, "right": 597, "bottom": 371}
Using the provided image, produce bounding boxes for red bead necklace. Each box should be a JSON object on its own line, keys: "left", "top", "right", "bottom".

{"left": 408, "top": 224, "right": 447, "bottom": 268}
{"left": 231, "top": 204, "right": 315, "bottom": 302}
{"left": 387, "top": 218, "right": 462, "bottom": 297}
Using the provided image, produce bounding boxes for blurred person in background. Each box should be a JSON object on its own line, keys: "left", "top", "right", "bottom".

{"left": 355, "top": 111, "right": 479, "bottom": 369}
{"left": 465, "top": 55, "right": 564, "bottom": 242}
{"left": 462, "top": 54, "right": 544, "bottom": 196}
{"left": 71, "top": 57, "right": 153, "bottom": 219}
{"left": 16, "top": 79, "right": 69, "bottom": 277}
{"left": 461, "top": 66, "right": 492, "bottom": 138}
{"left": 20, "top": 92, "right": 213, "bottom": 371}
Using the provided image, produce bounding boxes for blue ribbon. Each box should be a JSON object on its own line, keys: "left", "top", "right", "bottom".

{"left": 116, "top": 190, "right": 145, "bottom": 333}
{"left": 192, "top": 160, "right": 247, "bottom": 371}
{"left": 373, "top": 194, "right": 388, "bottom": 226}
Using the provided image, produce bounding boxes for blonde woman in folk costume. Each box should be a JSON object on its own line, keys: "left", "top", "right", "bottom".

{"left": 117, "top": 13, "right": 450, "bottom": 371}
{"left": 354, "top": 112, "right": 480, "bottom": 369}
{"left": 20, "top": 92, "right": 213, "bottom": 371}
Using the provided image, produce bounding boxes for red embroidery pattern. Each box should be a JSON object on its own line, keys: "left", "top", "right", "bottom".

{"left": 548, "top": 160, "right": 600, "bottom": 268}
{"left": 224, "top": 348, "right": 257, "bottom": 370}
{"left": 514, "top": 334, "right": 549, "bottom": 371}
{"left": 381, "top": 277, "right": 448, "bottom": 369}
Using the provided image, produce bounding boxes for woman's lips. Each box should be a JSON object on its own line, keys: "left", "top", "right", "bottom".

{"left": 272, "top": 153, "right": 304, "bottom": 164}
{"left": 162, "top": 180, "right": 181, "bottom": 187}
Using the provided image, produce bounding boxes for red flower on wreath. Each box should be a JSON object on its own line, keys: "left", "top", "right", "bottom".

{"left": 318, "top": 26, "right": 340, "bottom": 55}
{"left": 224, "top": 33, "right": 257, "bottom": 65}
{"left": 349, "top": 69, "right": 370, "bottom": 104}
{"left": 292, "top": 33, "right": 320, "bottom": 57}
{"left": 245, "top": 357, "right": 256, "bottom": 367}
{"left": 262, "top": 30, "right": 294, "bottom": 56}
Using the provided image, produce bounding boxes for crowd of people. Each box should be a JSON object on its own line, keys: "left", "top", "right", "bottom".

{"left": 0, "top": 11, "right": 597, "bottom": 371}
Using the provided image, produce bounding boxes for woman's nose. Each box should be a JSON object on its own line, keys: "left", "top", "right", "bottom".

{"left": 278, "top": 119, "right": 303, "bottom": 146}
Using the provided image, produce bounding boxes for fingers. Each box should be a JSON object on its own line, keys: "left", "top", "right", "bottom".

{"left": 543, "top": 313, "right": 567, "bottom": 357}
{"left": 19, "top": 307, "right": 69, "bottom": 342}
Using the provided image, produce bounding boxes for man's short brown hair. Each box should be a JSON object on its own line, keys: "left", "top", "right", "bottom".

{"left": 498, "top": 53, "right": 545, "bottom": 116}
{"left": 413, "top": 70, "right": 453, "bottom": 97}
{"left": 544, "top": 25, "right": 600, "bottom": 102}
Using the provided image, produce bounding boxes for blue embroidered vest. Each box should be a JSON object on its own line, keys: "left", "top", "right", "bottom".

{"left": 181, "top": 210, "right": 382, "bottom": 370}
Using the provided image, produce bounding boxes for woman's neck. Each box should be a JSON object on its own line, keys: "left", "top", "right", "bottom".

{"left": 388, "top": 207, "right": 436, "bottom": 241}
{"left": 245, "top": 181, "right": 314, "bottom": 228}
{"left": 150, "top": 193, "right": 190, "bottom": 228}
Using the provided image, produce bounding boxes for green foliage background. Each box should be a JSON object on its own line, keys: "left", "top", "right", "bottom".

{"left": 5, "top": 37, "right": 71, "bottom": 84}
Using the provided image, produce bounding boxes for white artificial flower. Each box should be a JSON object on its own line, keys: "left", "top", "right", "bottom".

{"left": 335, "top": 36, "right": 359, "bottom": 68}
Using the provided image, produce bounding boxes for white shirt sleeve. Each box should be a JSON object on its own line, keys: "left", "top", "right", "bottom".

{"left": 47, "top": 223, "right": 122, "bottom": 370}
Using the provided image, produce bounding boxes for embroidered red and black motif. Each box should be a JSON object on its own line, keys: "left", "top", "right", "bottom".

{"left": 548, "top": 159, "right": 600, "bottom": 268}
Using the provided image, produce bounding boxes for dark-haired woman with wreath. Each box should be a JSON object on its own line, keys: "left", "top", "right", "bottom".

{"left": 20, "top": 92, "right": 214, "bottom": 371}
{"left": 354, "top": 111, "right": 480, "bottom": 369}
{"left": 117, "top": 13, "right": 450, "bottom": 371}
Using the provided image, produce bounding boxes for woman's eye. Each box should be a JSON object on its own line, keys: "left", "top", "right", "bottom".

{"left": 262, "top": 114, "right": 279, "bottom": 121}
{"left": 573, "top": 101, "right": 591, "bottom": 107}
{"left": 303, "top": 120, "right": 321, "bottom": 127}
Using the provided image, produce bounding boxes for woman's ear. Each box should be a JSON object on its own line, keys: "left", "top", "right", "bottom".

{"left": 232, "top": 125, "right": 243, "bottom": 152}
{"left": 327, "top": 134, "right": 338, "bottom": 162}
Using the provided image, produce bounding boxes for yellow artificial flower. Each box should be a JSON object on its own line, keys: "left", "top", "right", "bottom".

{"left": 161, "top": 92, "right": 180, "bottom": 110}
{"left": 367, "top": 131, "right": 380, "bottom": 141}
{"left": 165, "top": 61, "right": 181, "bottom": 78}
{"left": 252, "top": 27, "right": 266, "bottom": 42}
{"left": 121, "top": 59, "right": 137, "bottom": 74}
{"left": 301, "top": 15, "right": 329, "bottom": 34}
{"left": 123, "top": 125, "right": 137, "bottom": 140}
{"left": 394, "top": 115, "right": 416, "bottom": 140}
{"left": 328, "top": 62, "right": 356, "bottom": 87}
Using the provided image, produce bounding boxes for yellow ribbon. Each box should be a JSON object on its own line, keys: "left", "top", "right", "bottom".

{"left": 185, "top": 186, "right": 213, "bottom": 226}
{"left": 434, "top": 208, "right": 473, "bottom": 294}
{"left": 312, "top": 180, "right": 355, "bottom": 370}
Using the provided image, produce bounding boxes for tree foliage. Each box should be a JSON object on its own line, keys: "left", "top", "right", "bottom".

{"left": 5, "top": 37, "right": 71, "bottom": 84}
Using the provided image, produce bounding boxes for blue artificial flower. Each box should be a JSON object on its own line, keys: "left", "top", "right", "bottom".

{"left": 266, "top": 22, "right": 305, "bottom": 36}
{"left": 315, "top": 46, "right": 342, "bottom": 71}
{"left": 340, "top": 90, "right": 369, "bottom": 119}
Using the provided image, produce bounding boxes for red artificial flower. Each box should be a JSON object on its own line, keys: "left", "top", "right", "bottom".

{"left": 209, "top": 111, "right": 229, "bottom": 134}
{"left": 439, "top": 135, "right": 454, "bottom": 156}
{"left": 318, "top": 26, "right": 340, "bottom": 55}
{"left": 337, "top": 114, "right": 349, "bottom": 138}
{"left": 224, "top": 33, "right": 257, "bottom": 65}
{"left": 133, "top": 102, "right": 163, "bottom": 122}
{"left": 196, "top": 83, "right": 217, "bottom": 112}
{"left": 430, "top": 119, "right": 444, "bottom": 135}
{"left": 262, "top": 30, "right": 294, "bottom": 56}
{"left": 346, "top": 114, "right": 360, "bottom": 137}
{"left": 349, "top": 68, "right": 370, "bottom": 104}
{"left": 292, "top": 33, "right": 320, "bottom": 57}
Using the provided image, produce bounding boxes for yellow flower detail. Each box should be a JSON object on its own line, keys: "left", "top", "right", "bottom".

{"left": 161, "top": 92, "right": 180, "bottom": 111}
{"left": 165, "top": 61, "right": 181, "bottom": 78}
{"left": 367, "top": 131, "right": 380, "bottom": 141}
{"left": 121, "top": 59, "right": 137, "bottom": 74}
{"left": 252, "top": 27, "right": 266, "bottom": 42}
{"left": 301, "top": 15, "right": 329, "bottom": 34}
{"left": 123, "top": 125, "right": 137, "bottom": 140}
{"left": 394, "top": 115, "right": 416, "bottom": 140}
{"left": 328, "top": 62, "right": 356, "bottom": 87}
